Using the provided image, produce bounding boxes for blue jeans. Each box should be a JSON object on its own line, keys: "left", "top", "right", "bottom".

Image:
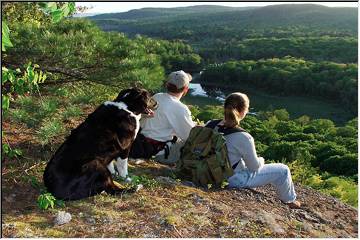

{"left": 228, "top": 163, "right": 297, "bottom": 203}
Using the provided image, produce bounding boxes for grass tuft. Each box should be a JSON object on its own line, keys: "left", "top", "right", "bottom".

{"left": 62, "top": 105, "right": 83, "bottom": 119}
{"left": 10, "top": 108, "right": 37, "bottom": 128}
{"left": 36, "top": 119, "right": 65, "bottom": 146}
{"left": 37, "top": 98, "right": 59, "bottom": 119}
{"left": 70, "top": 93, "right": 92, "bottom": 105}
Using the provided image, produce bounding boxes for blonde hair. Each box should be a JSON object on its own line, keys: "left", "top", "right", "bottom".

{"left": 224, "top": 92, "right": 249, "bottom": 128}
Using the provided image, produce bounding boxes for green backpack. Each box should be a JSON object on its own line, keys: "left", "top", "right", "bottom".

{"left": 177, "top": 119, "right": 244, "bottom": 187}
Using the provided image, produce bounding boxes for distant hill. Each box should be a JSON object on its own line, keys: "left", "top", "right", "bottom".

{"left": 89, "top": 5, "right": 257, "bottom": 21}
{"left": 88, "top": 4, "right": 357, "bottom": 37}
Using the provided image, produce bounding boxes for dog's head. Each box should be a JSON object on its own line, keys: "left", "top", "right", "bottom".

{"left": 114, "top": 87, "right": 158, "bottom": 116}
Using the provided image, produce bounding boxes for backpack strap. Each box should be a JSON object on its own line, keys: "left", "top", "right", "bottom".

{"left": 205, "top": 119, "right": 222, "bottom": 129}
{"left": 205, "top": 119, "right": 246, "bottom": 136}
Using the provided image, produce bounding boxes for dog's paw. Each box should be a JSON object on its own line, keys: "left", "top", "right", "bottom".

{"left": 115, "top": 158, "right": 128, "bottom": 178}
{"left": 107, "top": 161, "right": 116, "bottom": 175}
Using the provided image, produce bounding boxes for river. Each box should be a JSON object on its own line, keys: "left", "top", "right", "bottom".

{"left": 184, "top": 82, "right": 354, "bottom": 125}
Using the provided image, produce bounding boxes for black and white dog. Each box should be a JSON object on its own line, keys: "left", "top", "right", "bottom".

{"left": 43, "top": 87, "right": 157, "bottom": 200}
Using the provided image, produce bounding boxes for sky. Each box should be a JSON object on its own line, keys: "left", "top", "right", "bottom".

{"left": 77, "top": 1, "right": 358, "bottom": 14}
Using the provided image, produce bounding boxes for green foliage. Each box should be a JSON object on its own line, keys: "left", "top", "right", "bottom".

{"left": 194, "top": 105, "right": 223, "bottom": 122}
{"left": 2, "top": 64, "right": 46, "bottom": 111}
{"left": 304, "top": 119, "right": 336, "bottom": 134}
{"left": 2, "top": 2, "right": 75, "bottom": 28}
{"left": 2, "top": 22, "right": 13, "bottom": 51}
{"left": 274, "top": 121, "right": 302, "bottom": 135}
{"left": 336, "top": 126, "right": 357, "bottom": 138}
{"left": 320, "top": 154, "right": 358, "bottom": 176}
{"left": 282, "top": 132, "right": 315, "bottom": 142}
{"left": 37, "top": 193, "right": 56, "bottom": 210}
{"left": 2, "top": 2, "right": 76, "bottom": 99}
{"left": 273, "top": 109, "right": 289, "bottom": 121}
{"left": 264, "top": 141, "right": 297, "bottom": 162}
{"left": 2, "top": 94, "right": 10, "bottom": 110}
{"left": 312, "top": 176, "right": 358, "bottom": 207}
{"left": 287, "top": 157, "right": 317, "bottom": 184}
{"left": 37, "top": 192, "right": 65, "bottom": 210}
{"left": 202, "top": 37, "right": 357, "bottom": 64}
{"left": 310, "top": 142, "right": 347, "bottom": 167}
{"left": 39, "top": 2, "right": 76, "bottom": 23}
{"left": 346, "top": 118, "right": 358, "bottom": 129}
{"left": 294, "top": 115, "right": 311, "bottom": 126}
{"left": 17, "top": 95, "right": 37, "bottom": 112}
{"left": 188, "top": 105, "right": 201, "bottom": 120}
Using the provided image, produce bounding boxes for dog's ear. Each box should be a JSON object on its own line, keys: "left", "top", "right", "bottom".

{"left": 114, "top": 89, "right": 132, "bottom": 102}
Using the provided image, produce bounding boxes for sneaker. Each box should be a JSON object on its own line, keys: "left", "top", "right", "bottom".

{"left": 286, "top": 200, "right": 301, "bottom": 209}
{"left": 124, "top": 176, "right": 132, "bottom": 183}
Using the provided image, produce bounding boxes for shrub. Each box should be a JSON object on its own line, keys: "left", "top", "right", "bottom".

{"left": 336, "top": 126, "right": 357, "bottom": 138}
{"left": 37, "top": 193, "right": 56, "bottom": 210}
{"left": 310, "top": 142, "right": 347, "bottom": 167}
{"left": 320, "top": 154, "right": 358, "bottom": 176}
{"left": 322, "top": 177, "right": 358, "bottom": 207}
{"left": 304, "top": 119, "right": 336, "bottom": 135}
{"left": 273, "top": 109, "right": 290, "bottom": 121}
{"left": 275, "top": 121, "right": 302, "bottom": 135}
{"left": 263, "top": 141, "right": 297, "bottom": 162}
{"left": 196, "top": 105, "right": 223, "bottom": 122}
{"left": 282, "top": 132, "right": 315, "bottom": 142}
{"left": 37, "top": 192, "right": 65, "bottom": 210}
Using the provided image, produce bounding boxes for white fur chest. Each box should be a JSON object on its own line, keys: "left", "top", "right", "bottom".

{"left": 104, "top": 101, "right": 141, "bottom": 139}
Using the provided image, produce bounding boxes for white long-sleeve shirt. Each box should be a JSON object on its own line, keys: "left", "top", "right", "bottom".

{"left": 140, "top": 93, "right": 195, "bottom": 142}
{"left": 224, "top": 131, "right": 264, "bottom": 172}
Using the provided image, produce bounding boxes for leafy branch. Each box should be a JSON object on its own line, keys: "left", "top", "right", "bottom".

{"left": 1, "top": 2, "right": 76, "bottom": 159}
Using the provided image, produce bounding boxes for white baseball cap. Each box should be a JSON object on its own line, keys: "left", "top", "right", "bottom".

{"left": 167, "top": 70, "right": 192, "bottom": 89}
